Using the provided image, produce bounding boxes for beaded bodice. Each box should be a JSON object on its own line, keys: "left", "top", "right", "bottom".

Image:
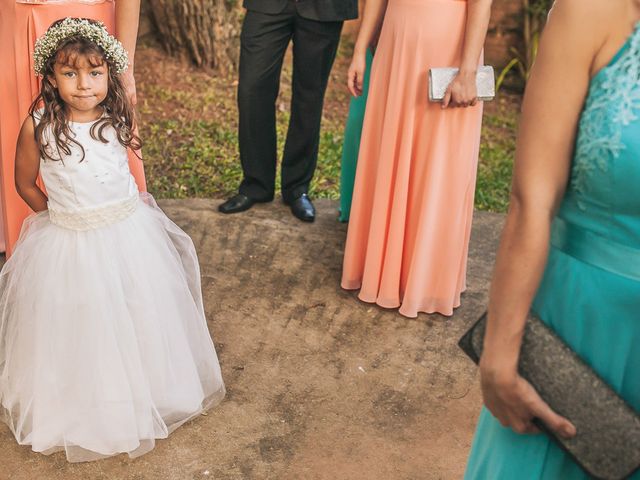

{"left": 38, "top": 119, "right": 138, "bottom": 213}
{"left": 558, "top": 24, "right": 640, "bottom": 248}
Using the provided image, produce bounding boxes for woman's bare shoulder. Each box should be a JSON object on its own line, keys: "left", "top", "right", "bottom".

{"left": 547, "top": 0, "right": 620, "bottom": 35}
{"left": 544, "top": 0, "right": 632, "bottom": 74}
{"left": 549, "top": 0, "right": 626, "bottom": 19}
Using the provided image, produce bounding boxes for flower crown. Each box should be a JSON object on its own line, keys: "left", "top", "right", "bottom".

{"left": 33, "top": 17, "right": 129, "bottom": 76}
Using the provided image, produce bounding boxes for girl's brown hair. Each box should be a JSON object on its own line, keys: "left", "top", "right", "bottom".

{"left": 28, "top": 18, "right": 142, "bottom": 162}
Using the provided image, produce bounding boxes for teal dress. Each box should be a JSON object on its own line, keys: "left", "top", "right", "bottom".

{"left": 339, "top": 49, "right": 373, "bottom": 222}
{"left": 465, "top": 27, "right": 640, "bottom": 479}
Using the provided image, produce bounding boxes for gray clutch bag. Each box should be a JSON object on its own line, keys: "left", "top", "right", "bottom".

{"left": 428, "top": 66, "right": 495, "bottom": 102}
{"left": 459, "top": 312, "right": 640, "bottom": 480}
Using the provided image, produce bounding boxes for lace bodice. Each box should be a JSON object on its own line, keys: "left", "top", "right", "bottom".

{"left": 38, "top": 119, "right": 138, "bottom": 213}
{"left": 559, "top": 24, "right": 640, "bottom": 248}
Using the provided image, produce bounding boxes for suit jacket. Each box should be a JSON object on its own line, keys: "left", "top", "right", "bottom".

{"left": 243, "top": 0, "right": 358, "bottom": 22}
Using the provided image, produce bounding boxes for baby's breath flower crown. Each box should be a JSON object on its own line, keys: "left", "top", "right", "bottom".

{"left": 33, "top": 17, "right": 129, "bottom": 76}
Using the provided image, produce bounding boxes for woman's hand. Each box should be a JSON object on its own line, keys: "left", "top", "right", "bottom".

{"left": 348, "top": 50, "right": 368, "bottom": 97}
{"left": 479, "top": 361, "right": 577, "bottom": 438}
{"left": 442, "top": 70, "right": 478, "bottom": 108}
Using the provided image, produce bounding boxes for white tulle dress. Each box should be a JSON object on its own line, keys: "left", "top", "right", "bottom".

{"left": 0, "top": 118, "right": 225, "bottom": 462}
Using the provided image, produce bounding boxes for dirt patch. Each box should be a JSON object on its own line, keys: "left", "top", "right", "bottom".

{"left": 1, "top": 200, "right": 504, "bottom": 480}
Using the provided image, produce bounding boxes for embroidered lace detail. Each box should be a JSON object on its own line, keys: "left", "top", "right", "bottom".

{"left": 48, "top": 194, "right": 138, "bottom": 231}
{"left": 571, "top": 25, "right": 640, "bottom": 207}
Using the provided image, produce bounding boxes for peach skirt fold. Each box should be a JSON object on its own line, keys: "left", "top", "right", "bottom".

{"left": 341, "top": 0, "right": 483, "bottom": 317}
{"left": 0, "top": 0, "right": 146, "bottom": 256}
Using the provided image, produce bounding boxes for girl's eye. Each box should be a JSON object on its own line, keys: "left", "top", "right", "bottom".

{"left": 63, "top": 72, "right": 75, "bottom": 78}
{"left": 90, "top": 71, "right": 103, "bottom": 77}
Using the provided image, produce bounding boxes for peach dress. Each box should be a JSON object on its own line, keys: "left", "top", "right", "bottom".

{"left": 341, "top": 0, "right": 483, "bottom": 317}
{"left": 0, "top": 0, "right": 146, "bottom": 256}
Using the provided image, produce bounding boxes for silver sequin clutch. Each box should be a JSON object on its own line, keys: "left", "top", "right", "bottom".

{"left": 459, "top": 312, "right": 640, "bottom": 480}
{"left": 428, "top": 66, "right": 495, "bottom": 102}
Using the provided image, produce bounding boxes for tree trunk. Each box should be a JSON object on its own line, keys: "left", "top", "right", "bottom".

{"left": 145, "top": 0, "right": 242, "bottom": 73}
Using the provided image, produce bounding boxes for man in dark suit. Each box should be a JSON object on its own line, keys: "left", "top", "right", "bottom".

{"left": 218, "top": 0, "right": 358, "bottom": 222}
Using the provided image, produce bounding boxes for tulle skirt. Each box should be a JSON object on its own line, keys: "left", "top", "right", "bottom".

{"left": 0, "top": 193, "right": 225, "bottom": 462}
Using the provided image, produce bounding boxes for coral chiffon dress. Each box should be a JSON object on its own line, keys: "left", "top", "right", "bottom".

{"left": 341, "top": 0, "right": 483, "bottom": 317}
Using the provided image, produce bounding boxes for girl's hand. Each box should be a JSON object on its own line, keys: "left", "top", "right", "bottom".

{"left": 348, "top": 51, "right": 367, "bottom": 97}
{"left": 479, "top": 362, "right": 577, "bottom": 438}
{"left": 121, "top": 66, "right": 137, "bottom": 105}
{"left": 442, "top": 70, "right": 478, "bottom": 109}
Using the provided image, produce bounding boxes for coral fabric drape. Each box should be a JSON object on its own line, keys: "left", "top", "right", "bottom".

{"left": 341, "top": 0, "right": 483, "bottom": 317}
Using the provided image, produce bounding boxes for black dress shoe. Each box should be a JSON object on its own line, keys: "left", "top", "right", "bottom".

{"left": 218, "top": 194, "right": 255, "bottom": 214}
{"left": 286, "top": 193, "right": 315, "bottom": 222}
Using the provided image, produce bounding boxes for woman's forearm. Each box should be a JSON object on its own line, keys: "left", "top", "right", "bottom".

{"left": 480, "top": 0, "right": 596, "bottom": 377}
{"left": 459, "top": 0, "right": 493, "bottom": 74}
{"left": 115, "top": 0, "right": 141, "bottom": 64}
{"left": 481, "top": 199, "right": 553, "bottom": 374}
{"left": 354, "top": 0, "right": 388, "bottom": 56}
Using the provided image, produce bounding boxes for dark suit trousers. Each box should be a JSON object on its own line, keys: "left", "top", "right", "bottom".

{"left": 237, "top": 5, "right": 343, "bottom": 203}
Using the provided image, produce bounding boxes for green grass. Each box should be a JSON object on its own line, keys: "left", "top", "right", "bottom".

{"left": 141, "top": 107, "right": 516, "bottom": 211}
{"left": 476, "top": 105, "right": 518, "bottom": 212}
{"left": 140, "top": 110, "right": 347, "bottom": 201}
{"left": 142, "top": 119, "right": 242, "bottom": 198}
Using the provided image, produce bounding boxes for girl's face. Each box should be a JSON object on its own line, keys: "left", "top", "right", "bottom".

{"left": 49, "top": 53, "right": 109, "bottom": 122}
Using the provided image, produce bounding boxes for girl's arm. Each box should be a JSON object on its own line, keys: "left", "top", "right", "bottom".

{"left": 443, "top": 0, "right": 493, "bottom": 108}
{"left": 15, "top": 118, "right": 47, "bottom": 212}
{"left": 348, "top": 0, "right": 388, "bottom": 96}
{"left": 479, "top": 0, "right": 615, "bottom": 437}
{"left": 114, "top": 0, "right": 141, "bottom": 103}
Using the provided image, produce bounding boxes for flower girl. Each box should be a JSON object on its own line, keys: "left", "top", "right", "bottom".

{"left": 0, "top": 18, "right": 225, "bottom": 462}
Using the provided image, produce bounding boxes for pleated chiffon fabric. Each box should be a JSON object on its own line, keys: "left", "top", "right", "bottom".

{"left": 341, "top": 0, "right": 483, "bottom": 317}
{"left": 0, "top": 0, "right": 147, "bottom": 256}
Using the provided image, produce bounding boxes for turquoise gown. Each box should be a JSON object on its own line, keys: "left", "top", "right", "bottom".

{"left": 339, "top": 49, "right": 373, "bottom": 222}
{"left": 465, "top": 26, "right": 640, "bottom": 479}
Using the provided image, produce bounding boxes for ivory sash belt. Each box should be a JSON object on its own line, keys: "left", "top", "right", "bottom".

{"left": 48, "top": 194, "right": 138, "bottom": 231}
